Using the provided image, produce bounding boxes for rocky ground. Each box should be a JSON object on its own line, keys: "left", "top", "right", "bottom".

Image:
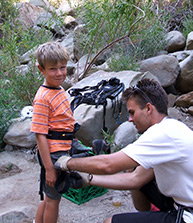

{"left": 0, "top": 150, "right": 136, "bottom": 223}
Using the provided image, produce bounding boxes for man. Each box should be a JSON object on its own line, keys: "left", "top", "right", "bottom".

{"left": 55, "top": 78, "right": 193, "bottom": 223}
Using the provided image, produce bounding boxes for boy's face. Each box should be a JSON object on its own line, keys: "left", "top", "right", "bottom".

{"left": 38, "top": 61, "right": 67, "bottom": 88}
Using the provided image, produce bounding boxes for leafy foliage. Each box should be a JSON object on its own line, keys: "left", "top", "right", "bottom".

{"left": 0, "top": 0, "right": 51, "bottom": 149}
{"left": 182, "top": 15, "right": 193, "bottom": 38}
{"left": 75, "top": 0, "right": 169, "bottom": 75}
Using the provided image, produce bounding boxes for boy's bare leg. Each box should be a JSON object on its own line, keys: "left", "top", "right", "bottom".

{"left": 35, "top": 196, "right": 61, "bottom": 223}
{"left": 104, "top": 216, "right": 112, "bottom": 223}
{"left": 131, "top": 190, "right": 151, "bottom": 211}
{"left": 43, "top": 196, "right": 61, "bottom": 223}
{"left": 35, "top": 200, "right": 46, "bottom": 223}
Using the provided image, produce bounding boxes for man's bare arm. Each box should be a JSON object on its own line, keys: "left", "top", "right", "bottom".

{"left": 66, "top": 150, "right": 139, "bottom": 174}
{"left": 90, "top": 166, "right": 154, "bottom": 190}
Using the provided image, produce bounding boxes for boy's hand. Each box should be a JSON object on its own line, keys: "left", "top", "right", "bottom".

{"left": 54, "top": 156, "right": 71, "bottom": 171}
{"left": 46, "top": 167, "right": 57, "bottom": 188}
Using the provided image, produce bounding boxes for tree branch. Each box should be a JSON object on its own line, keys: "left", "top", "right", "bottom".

{"left": 78, "top": 5, "right": 145, "bottom": 80}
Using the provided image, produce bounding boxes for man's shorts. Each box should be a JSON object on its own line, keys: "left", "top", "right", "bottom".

{"left": 140, "top": 178, "right": 174, "bottom": 212}
{"left": 38, "top": 151, "right": 69, "bottom": 200}
{"left": 112, "top": 210, "right": 179, "bottom": 223}
{"left": 112, "top": 179, "right": 185, "bottom": 223}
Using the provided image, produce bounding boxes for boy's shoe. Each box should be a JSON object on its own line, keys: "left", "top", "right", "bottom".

{"left": 72, "top": 151, "right": 94, "bottom": 158}
{"left": 71, "top": 138, "right": 93, "bottom": 155}
{"left": 92, "top": 139, "right": 111, "bottom": 155}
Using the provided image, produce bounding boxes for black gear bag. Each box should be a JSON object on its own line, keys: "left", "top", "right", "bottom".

{"left": 68, "top": 77, "right": 125, "bottom": 132}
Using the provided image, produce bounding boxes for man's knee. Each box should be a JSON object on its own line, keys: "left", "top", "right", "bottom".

{"left": 104, "top": 216, "right": 112, "bottom": 223}
{"left": 131, "top": 190, "right": 151, "bottom": 211}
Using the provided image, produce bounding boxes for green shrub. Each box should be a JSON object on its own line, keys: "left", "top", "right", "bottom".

{"left": 0, "top": 0, "right": 52, "bottom": 149}
{"left": 76, "top": 0, "right": 138, "bottom": 57}
{"left": 182, "top": 15, "right": 193, "bottom": 38}
{"left": 75, "top": 0, "right": 168, "bottom": 73}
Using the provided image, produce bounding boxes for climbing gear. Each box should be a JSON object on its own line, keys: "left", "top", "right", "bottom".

{"left": 55, "top": 171, "right": 70, "bottom": 194}
{"left": 92, "top": 139, "right": 111, "bottom": 154}
{"left": 70, "top": 138, "right": 94, "bottom": 157}
{"left": 68, "top": 77, "right": 125, "bottom": 132}
{"left": 46, "top": 130, "right": 74, "bottom": 140}
{"left": 37, "top": 150, "right": 45, "bottom": 201}
{"left": 175, "top": 203, "right": 193, "bottom": 223}
{"left": 55, "top": 171, "right": 84, "bottom": 193}
{"left": 46, "top": 123, "right": 80, "bottom": 140}
{"left": 70, "top": 138, "right": 109, "bottom": 157}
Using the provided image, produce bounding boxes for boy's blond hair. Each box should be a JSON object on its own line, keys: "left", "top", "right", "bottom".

{"left": 36, "top": 41, "right": 69, "bottom": 69}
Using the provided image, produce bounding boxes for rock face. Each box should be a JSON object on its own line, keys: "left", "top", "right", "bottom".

{"left": 113, "top": 122, "right": 138, "bottom": 150}
{"left": 165, "top": 31, "right": 186, "bottom": 53}
{"left": 176, "top": 53, "right": 193, "bottom": 93}
{"left": 186, "top": 31, "right": 193, "bottom": 50}
{"left": 175, "top": 91, "right": 193, "bottom": 107}
{"left": 3, "top": 119, "right": 36, "bottom": 149}
{"left": 139, "top": 55, "right": 180, "bottom": 87}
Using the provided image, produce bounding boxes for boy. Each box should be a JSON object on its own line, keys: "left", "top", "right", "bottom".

{"left": 31, "top": 41, "right": 75, "bottom": 223}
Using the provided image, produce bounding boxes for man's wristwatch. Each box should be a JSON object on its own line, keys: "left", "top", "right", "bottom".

{"left": 88, "top": 173, "right": 93, "bottom": 184}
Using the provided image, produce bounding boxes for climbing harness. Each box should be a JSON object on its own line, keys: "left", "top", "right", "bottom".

{"left": 46, "top": 123, "right": 80, "bottom": 140}
{"left": 175, "top": 203, "right": 193, "bottom": 223}
{"left": 68, "top": 77, "right": 125, "bottom": 132}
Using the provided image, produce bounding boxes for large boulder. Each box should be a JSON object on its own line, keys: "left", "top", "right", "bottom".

{"left": 113, "top": 122, "right": 138, "bottom": 150}
{"left": 170, "top": 50, "right": 193, "bottom": 63}
{"left": 175, "top": 91, "right": 193, "bottom": 108}
{"left": 29, "top": 0, "right": 52, "bottom": 8}
{"left": 186, "top": 31, "right": 193, "bottom": 50}
{"left": 176, "top": 53, "right": 193, "bottom": 93}
{"left": 165, "top": 31, "right": 186, "bottom": 53}
{"left": 139, "top": 55, "right": 180, "bottom": 87}
{"left": 3, "top": 119, "right": 36, "bottom": 148}
{"left": 70, "top": 70, "right": 159, "bottom": 146}
{"left": 16, "top": 2, "right": 45, "bottom": 28}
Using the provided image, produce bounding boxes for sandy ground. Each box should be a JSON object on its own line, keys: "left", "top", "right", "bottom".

{"left": 0, "top": 150, "right": 136, "bottom": 223}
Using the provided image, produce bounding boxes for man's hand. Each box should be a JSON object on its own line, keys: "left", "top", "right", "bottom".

{"left": 77, "top": 172, "right": 90, "bottom": 187}
{"left": 70, "top": 171, "right": 93, "bottom": 187}
{"left": 54, "top": 156, "right": 71, "bottom": 171}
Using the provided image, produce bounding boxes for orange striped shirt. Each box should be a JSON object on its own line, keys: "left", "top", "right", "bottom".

{"left": 31, "top": 85, "right": 75, "bottom": 153}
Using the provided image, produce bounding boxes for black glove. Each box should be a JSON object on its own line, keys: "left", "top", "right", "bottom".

{"left": 55, "top": 171, "right": 71, "bottom": 194}
{"left": 55, "top": 171, "right": 84, "bottom": 194}
{"left": 68, "top": 171, "right": 84, "bottom": 189}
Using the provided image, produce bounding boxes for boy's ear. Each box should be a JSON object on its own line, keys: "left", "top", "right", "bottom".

{"left": 37, "top": 65, "right": 44, "bottom": 74}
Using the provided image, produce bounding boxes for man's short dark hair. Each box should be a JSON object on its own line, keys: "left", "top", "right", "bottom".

{"left": 122, "top": 79, "right": 168, "bottom": 115}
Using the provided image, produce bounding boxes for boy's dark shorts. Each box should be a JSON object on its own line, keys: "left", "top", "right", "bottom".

{"left": 39, "top": 151, "right": 69, "bottom": 200}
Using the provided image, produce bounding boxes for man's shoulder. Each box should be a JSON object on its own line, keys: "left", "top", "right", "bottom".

{"left": 160, "top": 117, "right": 191, "bottom": 130}
{"left": 156, "top": 117, "right": 193, "bottom": 141}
